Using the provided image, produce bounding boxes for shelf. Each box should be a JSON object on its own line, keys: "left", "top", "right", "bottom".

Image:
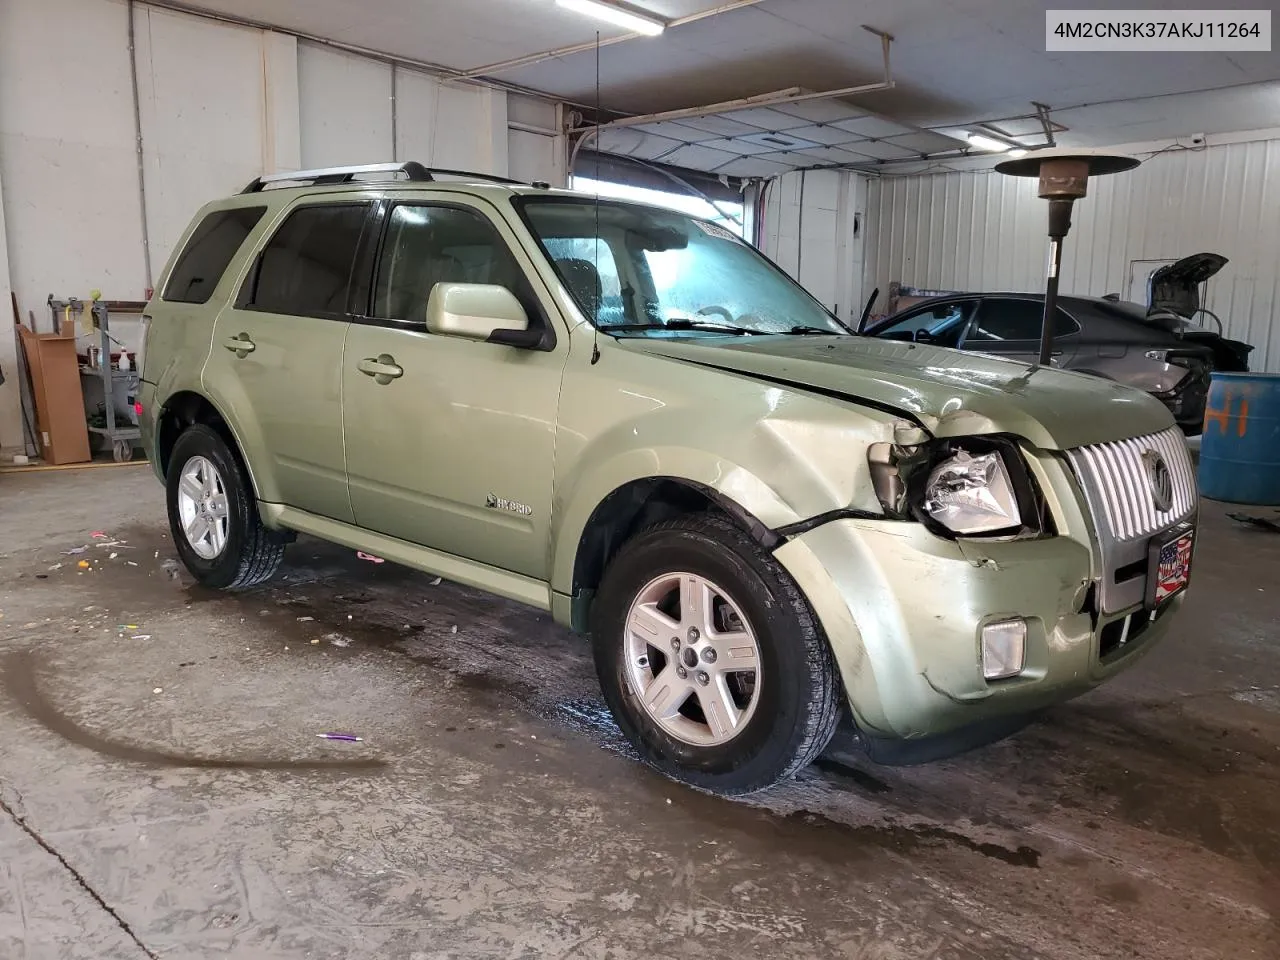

{"left": 87, "top": 426, "right": 141, "bottom": 440}
{"left": 79, "top": 366, "right": 139, "bottom": 381}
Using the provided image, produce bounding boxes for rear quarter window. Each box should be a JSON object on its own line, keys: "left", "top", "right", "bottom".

{"left": 162, "top": 206, "right": 266, "bottom": 304}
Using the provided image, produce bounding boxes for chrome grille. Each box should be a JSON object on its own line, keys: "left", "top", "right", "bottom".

{"left": 1067, "top": 427, "right": 1197, "bottom": 543}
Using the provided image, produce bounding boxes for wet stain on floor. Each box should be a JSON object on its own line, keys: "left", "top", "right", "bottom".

{"left": 785, "top": 808, "right": 1041, "bottom": 868}
{"left": 1, "top": 649, "right": 386, "bottom": 773}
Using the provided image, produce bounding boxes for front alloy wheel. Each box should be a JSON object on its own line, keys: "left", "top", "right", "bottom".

{"left": 591, "top": 515, "right": 842, "bottom": 795}
{"left": 624, "top": 572, "right": 762, "bottom": 746}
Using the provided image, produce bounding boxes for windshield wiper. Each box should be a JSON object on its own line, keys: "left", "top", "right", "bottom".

{"left": 603, "top": 319, "right": 758, "bottom": 336}
{"left": 784, "top": 325, "right": 847, "bottom": 336}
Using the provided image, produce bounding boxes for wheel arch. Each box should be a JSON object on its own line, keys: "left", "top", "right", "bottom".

{"left": 562, "top": 475, "right": 783, "bottom": 633}
{"left": 157, "top": 391, "right": 264, "bottom": 500}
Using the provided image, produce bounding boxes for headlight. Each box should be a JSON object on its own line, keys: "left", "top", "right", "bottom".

{"left": 922, "top": 449, "right": 1021, "bottom": 535}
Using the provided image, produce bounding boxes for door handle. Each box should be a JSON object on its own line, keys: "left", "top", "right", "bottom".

{"left": 223, "top": 334, "right": 256, "bottom": 357}
{"left": 358, "top": 354, "right": 404, "bottom": 384}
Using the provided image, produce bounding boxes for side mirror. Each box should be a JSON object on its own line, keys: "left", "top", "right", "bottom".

{"left": 425, "top": 283, "right": 538, "bottom": 347}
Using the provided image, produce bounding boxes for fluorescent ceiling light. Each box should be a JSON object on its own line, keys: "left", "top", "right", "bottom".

{"left": 556, "top": 0, "right": 665, "bottom": 35}
{"left": 967, "top": 133, "right": 1012, "bottom": 153}
{"left": 1007, "top": 148, "right": 1028, "bottom": 157}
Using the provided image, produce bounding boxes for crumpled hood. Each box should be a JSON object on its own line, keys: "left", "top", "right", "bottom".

{"left": 620, "top": 335, "right": 1175, "bottom": 451}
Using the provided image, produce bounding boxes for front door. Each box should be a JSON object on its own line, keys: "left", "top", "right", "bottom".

{"left": 962, "top": 296, "right": 1080, "bottom": 367}
{"left": 342, "top": 196, "right": 568, "bottom": 579}
{"left": 206, "top": 199, "right": 374, "bottom": 522}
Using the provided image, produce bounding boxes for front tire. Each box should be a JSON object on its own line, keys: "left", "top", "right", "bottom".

{"left": 590, "top": 515, "right": 842, "bottom": 795}
{"left": 166, "top": 424, "right": 286, "bottom": 590}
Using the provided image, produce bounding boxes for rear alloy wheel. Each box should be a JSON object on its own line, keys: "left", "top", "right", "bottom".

{"left": 166, "top": 423, "right": 287, "bottom": 590}
{"left": 175, "top": 455, "right": 230, "bottom": 560}
{"left": 592, "top": 514, "right": 842, "bottom": 795}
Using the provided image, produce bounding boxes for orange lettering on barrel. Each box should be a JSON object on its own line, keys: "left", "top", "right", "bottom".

{"left": 1203, "top": 388, "right": 1232, "bottom": 435}
{"left": 1237, "top": 397, "right": 1249, "bottom": 437}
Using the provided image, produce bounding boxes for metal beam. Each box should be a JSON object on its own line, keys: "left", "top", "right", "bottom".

{"left": 460, "top": 0, "right": 766, "bottom": 78}
{"left": 567, "top": 26, "right": 896, "bottom": 172}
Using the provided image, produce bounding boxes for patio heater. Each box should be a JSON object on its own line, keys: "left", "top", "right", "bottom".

{"left": 994, "top": 149, "right": 1140, "bottom": 368}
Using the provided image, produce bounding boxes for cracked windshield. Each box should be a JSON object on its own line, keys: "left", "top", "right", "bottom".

{"left": 522, "top": 185, "right": 848, "bottom": 338}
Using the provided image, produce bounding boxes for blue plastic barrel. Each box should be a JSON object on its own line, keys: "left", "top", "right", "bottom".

{"left": 1198, "top": 372, "right": 1280, "bottom": 505}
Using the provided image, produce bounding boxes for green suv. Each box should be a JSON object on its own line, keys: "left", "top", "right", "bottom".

{"left": 138, "top": 162, "right": 1198, "bottom": 794}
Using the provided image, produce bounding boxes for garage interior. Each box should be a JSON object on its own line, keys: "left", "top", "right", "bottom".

{"left": 1, "top": 1, "right": 1279, "bottom": 958}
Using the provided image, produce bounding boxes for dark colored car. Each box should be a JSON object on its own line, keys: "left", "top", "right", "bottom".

{"left": 864, "top": 254, "right": 1252, "bottom": 435}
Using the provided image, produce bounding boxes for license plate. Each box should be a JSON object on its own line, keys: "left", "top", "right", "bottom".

{"left": 1148, "top": 529, "right": 1194, "bottom": 607}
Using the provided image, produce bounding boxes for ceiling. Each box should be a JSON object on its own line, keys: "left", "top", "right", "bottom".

{"left": 163, "top": 0, "right": 1280, "bottom": 173}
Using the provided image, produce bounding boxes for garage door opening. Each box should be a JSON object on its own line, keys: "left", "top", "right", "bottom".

{"left": 569, "top": 176, "right": 748, "bottom": 239}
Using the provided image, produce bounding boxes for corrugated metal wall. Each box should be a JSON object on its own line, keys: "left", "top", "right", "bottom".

{"left": 761, "top": 168, "right": 867, "bottom": 323}
{"left": 865, "top": 137, "right": 1280, "bottom": 372}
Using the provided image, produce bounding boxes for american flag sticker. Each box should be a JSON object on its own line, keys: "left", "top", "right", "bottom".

{"left": 1154, "top": 532, "right": 1194, "bottom": 605}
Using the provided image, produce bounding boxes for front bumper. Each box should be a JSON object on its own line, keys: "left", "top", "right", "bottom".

{"left": 773, "top": 437, "right": 1194, "bottom": 741}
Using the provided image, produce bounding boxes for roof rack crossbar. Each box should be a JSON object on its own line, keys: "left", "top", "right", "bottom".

{"left": 241, "top": 161, "right": 529, "bottom": 193}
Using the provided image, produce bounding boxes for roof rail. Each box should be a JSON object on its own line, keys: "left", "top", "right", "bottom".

{"left": 240, "top": 161, "right": 529, "bottom": 193}
{"left": 241, "top": 162, "right": 429, "bottom": 193}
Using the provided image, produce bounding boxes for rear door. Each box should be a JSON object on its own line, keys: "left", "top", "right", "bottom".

{"left": 961, "top": 297, "right": 1080, "bottom": 367}
{"left": 204, "top": 197, "right": 375, "bottom": 522}
{"left": 144, "top": 204, "right": 269, "bottom": 394}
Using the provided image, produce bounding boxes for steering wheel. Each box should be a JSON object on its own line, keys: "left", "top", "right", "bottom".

{"left": 697, "top": 305, "right": 736, "bottom": 323}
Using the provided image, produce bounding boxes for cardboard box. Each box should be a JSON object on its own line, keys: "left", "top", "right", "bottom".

{"left": 18, "top": 323, "right": 90, "bottom": 465}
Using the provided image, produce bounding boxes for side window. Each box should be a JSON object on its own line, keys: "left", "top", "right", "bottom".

{"left": 970, "top": 299, "right": 1077, "bottom": 342}
{"left": 372, "top": 204, "right": 530, "bottom": 324}
{"left": 162, "top": 206, "right": 266, "bottom": 304}
{"left": 244, "top": 203, "right": 371, "bottom": 318}
{"left": 876, "top": 299, "right": 976, "bottom": 348}
{"left": 1055, "top": 310, "right": 1082, "bottom": 336}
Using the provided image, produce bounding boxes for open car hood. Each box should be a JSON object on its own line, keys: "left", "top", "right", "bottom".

{"left": 1148, "top": 253, "right": 1227, "bottom": 318}
{"left": 621, "top": 335, "right": 1174, "bottom": 451}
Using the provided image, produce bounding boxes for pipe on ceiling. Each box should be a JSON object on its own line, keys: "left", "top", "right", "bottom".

{"left": 127, "top": 0, "right": 154, "bottom": 291}
{"left": 460, "top": 0, "right": 767, "bottom": 79}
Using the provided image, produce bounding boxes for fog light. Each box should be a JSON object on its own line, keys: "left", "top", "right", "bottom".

{"left": 982, "top": 619, "right": 1026, "bottom": 680}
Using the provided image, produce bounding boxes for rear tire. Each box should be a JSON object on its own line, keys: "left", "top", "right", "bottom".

{"left": 590, "top": 514, "right": 842, "bottom": 795}
{"left": 166, "top": 424, "right": 286, "bottom": 590}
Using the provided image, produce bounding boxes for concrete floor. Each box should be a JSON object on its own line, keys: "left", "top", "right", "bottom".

{"left": 0, "top": 466, "right": 1277, "bottom": 960}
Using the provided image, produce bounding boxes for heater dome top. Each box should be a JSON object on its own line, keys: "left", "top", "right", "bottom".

{"left": 995, "top": 148, "right": 1140, "bottom": 178}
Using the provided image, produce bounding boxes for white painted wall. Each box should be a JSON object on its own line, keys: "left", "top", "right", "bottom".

{"left": 760, "top": 169, "right": 868, "bottom": 324}
{"left": 0, "top": 0, "right": 562, "bottom": 455}
{"left": 864, "top": 130, "right": 1280, "bottom": 372}
{"left": 136, "top": 7, "right": 282, "bottom": 279}
{"left": 396, "top": 71, "right": 507, "bottom": 175}
{"left": 507, "top": 94, "right": 565, "bottom": 187}
{"left": 0, "top": 0, "right": 146, "bottom": 317}
{"left": 299, "top": 44, "right": 394, "bottom": 167}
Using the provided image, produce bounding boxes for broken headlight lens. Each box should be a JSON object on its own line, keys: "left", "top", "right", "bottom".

{"left": 922, "top": 449, "right": 1021, "bottom": 535}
